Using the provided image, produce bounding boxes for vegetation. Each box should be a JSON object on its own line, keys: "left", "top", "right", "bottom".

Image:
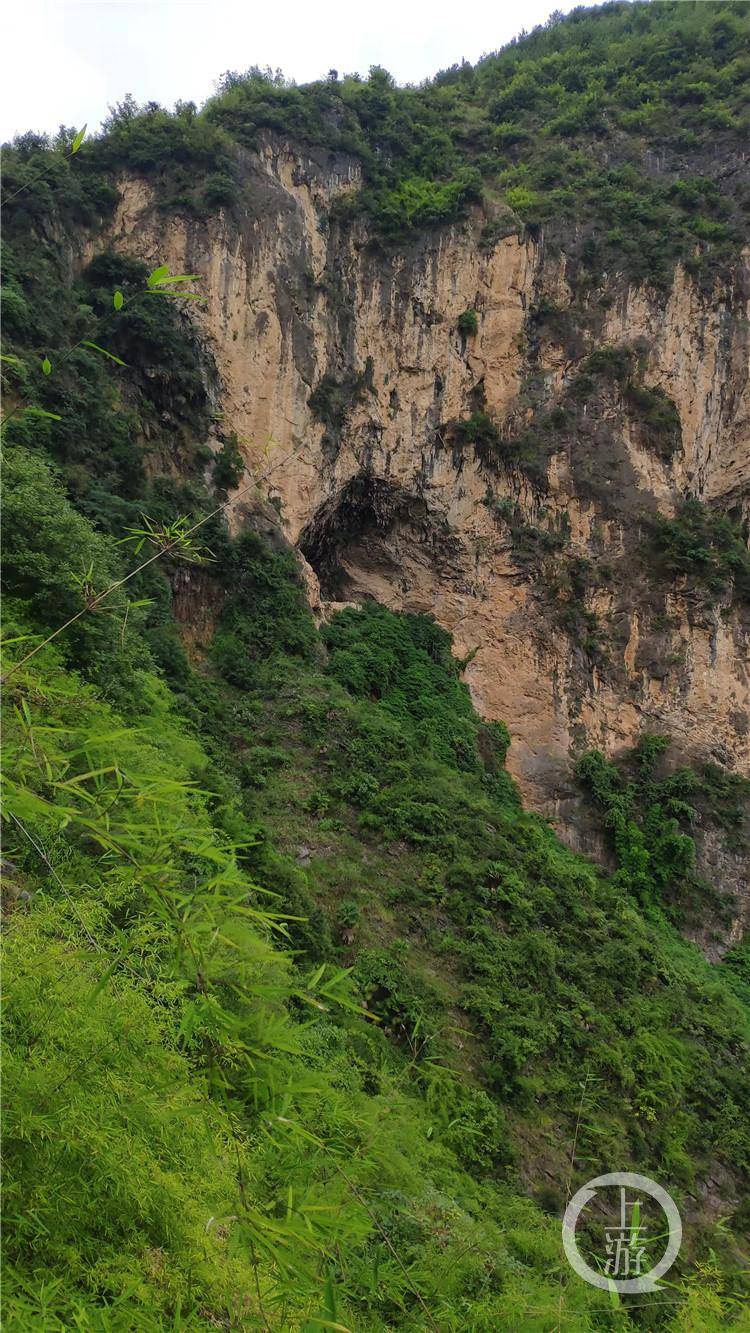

{"left": 647, "top": 497, "right": 750, "bottom": 605}
{"left": 572, "top": 343, "right": 683, "bottom": 458}
{"left": 4, "top": 3, "right": 749, "bottom": 281}
{"left": 3, "top": 5, "right": 750, "bottom": 1328}
{"left": 457, "top": 308, "right": 479, "bottom": 338}
{"left": 203, "top": 3, "right": 748, "bottom": 281}
{"left": 4, "top": 428, "right": 750, "bottom": 1324}
{"left": 578, "top": 735, "right": 749, "bottom": 919}
{"left": 213, "top": 433, "right": 246, "bottom": 493}
{"left": 464, "top": 339, "right": 686, "bottom": 494}
{"left": 308, "top": 373, "right": 364, "bottom": 436}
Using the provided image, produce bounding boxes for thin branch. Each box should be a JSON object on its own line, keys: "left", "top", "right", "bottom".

{"left": 1, "top": 445, "right": 304, "bottom": 683}
{"left": 6, "top": 809, "right": 101, "bottom": 951}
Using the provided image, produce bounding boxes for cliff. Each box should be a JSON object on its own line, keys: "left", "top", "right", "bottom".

{"left": 93, "top": 138, "right": 749, "bottom": 928}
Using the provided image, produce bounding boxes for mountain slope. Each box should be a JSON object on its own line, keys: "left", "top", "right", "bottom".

{"left": 2, "top": 2, "right": 750, "bottom": 1328}
{"left": 31, "top": 0, "right": 748, "bottom": 911}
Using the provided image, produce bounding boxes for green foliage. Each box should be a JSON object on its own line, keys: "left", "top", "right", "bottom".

{"left": 573, "top": 343, "right": 683, "bottom": 458}
{"left": 490, "top": 496, "right": 570, "bottom": 566}
{"left": 212, "top": 433, "right": 245, "bottom": 492}
{"left": 4, "top": 2, "right": 747, "bottom": 276}
{"left": 648, "top": 497, "right": 750, "bottom": 604}
{"left": 698, "top": 761, "right": 750, "bottom": 847}
{"left": 4, "top": 468, "right": 750, "bottom": 1324}
{"left": 201, "top": 3, "right": 748, "bottom": 275}
{"left": 372, "top": 168, "right": 482, "bottom": 234}
{"left": 92, "top": 96, "right": 240, "bottom": 213}
{"left": 308, "top": 373, "right": 361, "bottom": 434}
{"left": 4, "top": 18, "right": 750, "bottom": 1321}
{"left": 578, "top": 734, "right": 749, "bottom": 921}
{"left": 212, "top": 531, "right": 316, "bottom": 687}
{"left": 457, "top": 307, "right": 479, "bottom": 338}
{"left": 453, "top": 409, "right": 551, "bottom": 491}
{"left": 1, "top": 446, "right": 150, "bottom": 703}
{"left": 578, "top": 740, "right": 696, "bottom": 909}
{"left": 323, "top": 602, "right": 481, "bottom": 772}
{"left": 1, "top": 238, "right": 211, "bottom": 530}
{"left": 624, "top": 380, "right": 682, "bottom": 456}
{"left": 3, "top": 636, "right": 647, "bottom": 1330}
{"left": 247, "top": 636, "right": 750, "bottom": 1204}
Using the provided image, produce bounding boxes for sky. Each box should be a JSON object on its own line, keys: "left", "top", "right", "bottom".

{"left": 1, "top": 0, "right": 604, "bottom": 143}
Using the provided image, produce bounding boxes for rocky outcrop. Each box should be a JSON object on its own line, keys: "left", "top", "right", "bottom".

{"left": 92, "top": 137, "right": 750, "bottom": 856}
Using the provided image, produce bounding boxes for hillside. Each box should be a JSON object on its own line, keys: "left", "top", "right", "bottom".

{"left": 2, "top": 2, "right": 750, "bottom": 1329}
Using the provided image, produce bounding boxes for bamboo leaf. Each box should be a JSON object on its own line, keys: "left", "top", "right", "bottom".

{"left": 113, "top": 290, "right": 124, "bottom": 311}
{"left": 607, "top": 1278, "right": 621, "bottom": 1308}
{"left": 147, "top": 264, "right": 170, "bottom": 288}
{"left": 24, "top": 407, "right": 62, "bottom": 421}
{"left": 82, "top": 341, "right": 127, "bottom": 367}
{"left": 149, "top": 274, "right": 201, "bottom": 285}
{"left": 42, "top": 357, "right": 52, "bottom": 375}
{"left": 70, "top": 123, "right": 87, "bottom": 154}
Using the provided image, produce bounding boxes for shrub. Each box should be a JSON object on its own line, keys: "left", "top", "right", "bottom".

{"left": 457, "top": 308, "right": 479, "bottom": 337}
{"left": 648, "top": 497, "right": 750, "bottom": 603}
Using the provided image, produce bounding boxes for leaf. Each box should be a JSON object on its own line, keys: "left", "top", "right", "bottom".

{"left": 41, "top": 357, "right": 52, "bottom": 375}
{"left": 147, "top": 264, "right": 170, "bottom": 288}
{"left": 70, "top": 124, "right": 87, "bottom": 154}
{"left": 87, "top": 947, "right": 131, "bottom": 1001}
{"left": 0, "top": 354, "right": 23, "bottom": 365}
{"left": 82, "top": 341, "right": 127, "bottom": 367}
{"left": 113, "top": 290, "right": 124, "bottom": 311}
{"left": 323, "top": 1271, "right": 337, "bottom": 1319}
{"left": 24, "top": 407, "right": 62, "bottom": 421}
{"left": 149, "top": 274, "right": 201, "bottom": 285}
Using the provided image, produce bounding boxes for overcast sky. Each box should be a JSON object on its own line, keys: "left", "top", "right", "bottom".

{"left": 1, "top": 0, "right": 604, "bottom": 143}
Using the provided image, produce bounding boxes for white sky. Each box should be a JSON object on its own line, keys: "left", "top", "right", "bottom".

{"left": 1, "top": 0, "right": 604, "bottom": 143}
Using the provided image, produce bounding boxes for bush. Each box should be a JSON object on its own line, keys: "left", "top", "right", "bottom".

{"left": 212, "top": 531, "right": 316, "bottom": 685}
{"left": 1, "top": 447, "right": 149, "bottom": 701}
{"left": 648, "top": 497, "right": 750, "bottom": 603}
{"left": 457, "top": 308, "right": 479, "bottom": 337}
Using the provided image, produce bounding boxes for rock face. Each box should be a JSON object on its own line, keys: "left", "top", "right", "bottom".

{"left": 96, "top": 138, "right": 750, "bottom": 842}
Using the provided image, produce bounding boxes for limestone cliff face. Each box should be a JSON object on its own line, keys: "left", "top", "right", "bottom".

{"left": 94, "top": 138, "right": 750, "bottom": 883}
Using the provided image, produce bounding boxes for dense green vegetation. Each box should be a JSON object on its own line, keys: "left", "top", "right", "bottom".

{"left": 204, "top": 1, "right": 749, "bottom": 281}
{"left": 578, "top": 734, "right": 750, "bottom": 919}
{"left": 3, "top": 425, "right": 750, "bottom": 1325}
{"left": 4, "top": 439, "right": 750, "bottom": 1322}
{"left": 3, "top": 4, "right": 750, "bottom": 1328}
{"left": 452, "top": 339, "right": 688, "bottom": 494}
{"left": 647, "top": 496, "right": 750, "bottom": 604}
{"left": 4, "top": 437, "right": 750, "bottom": 1324}
{"left": 457, "top": 308, "right": 479, "bottom": 339}
{"left": 4, "top": 2, "right": 749, "bottom": 285}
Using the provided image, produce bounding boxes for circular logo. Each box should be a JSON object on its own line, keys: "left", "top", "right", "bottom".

{"left": 562, "top": 1171, "right": 682, "bottom": 1294}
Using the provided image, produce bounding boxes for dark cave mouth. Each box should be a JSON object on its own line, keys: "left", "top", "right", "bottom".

{"left": 298, "top": 472, "right": 430, "bottom": 599}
